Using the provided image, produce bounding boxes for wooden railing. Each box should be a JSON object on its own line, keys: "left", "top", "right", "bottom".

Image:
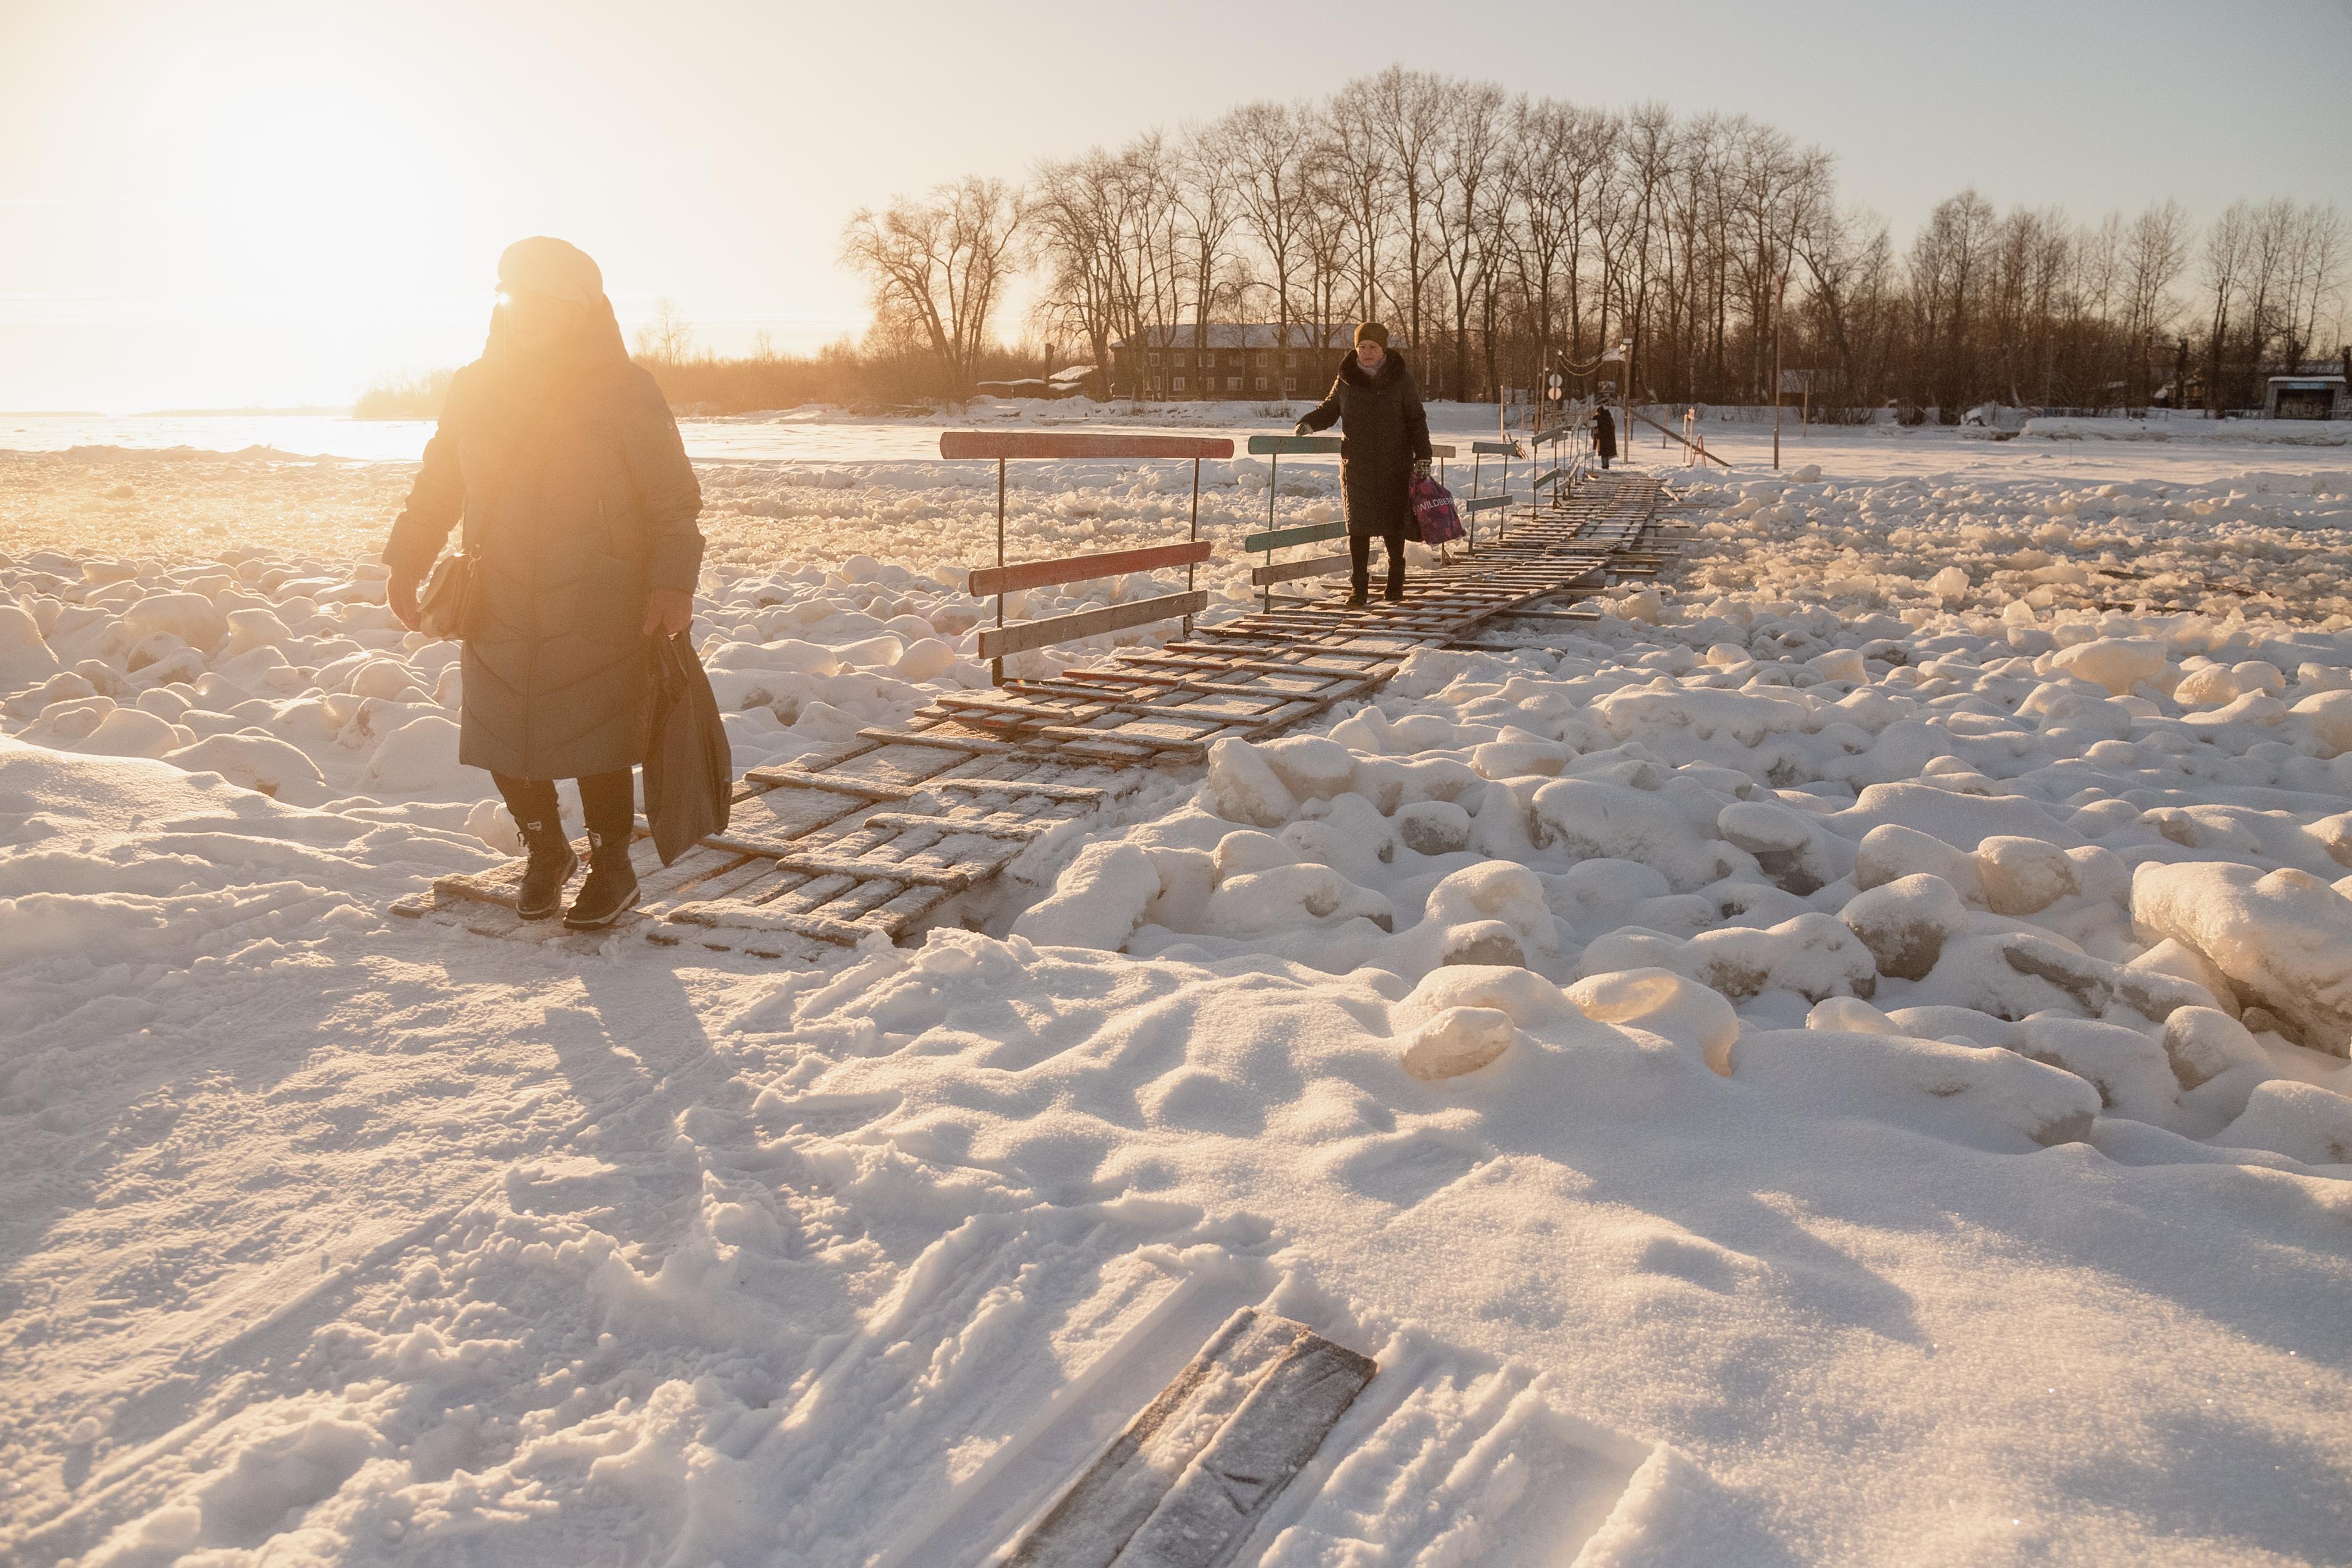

{"left": 1629, "top": 407, "right": 1733, "bottom": 468}
{"left": 1242, "top": 436, "right": 1462, "bottom": 605}
{"left": 941, "top": 430, "right": 1235, "bottom": 679}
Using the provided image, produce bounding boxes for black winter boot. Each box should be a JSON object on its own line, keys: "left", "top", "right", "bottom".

{"left": 513, "top": 819, "right": 579, "bottom": 922}
{"left": 563, "top": 830, "right": 641, "bottom": 930}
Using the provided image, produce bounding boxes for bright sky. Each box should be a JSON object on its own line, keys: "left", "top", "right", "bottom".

{"left": 4, "top": 0, "right": 2348, "bottom": 412}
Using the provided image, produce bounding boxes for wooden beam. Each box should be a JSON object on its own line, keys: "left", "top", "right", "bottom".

{"left": 1241, "top": 519, "right": 1348, "bottom": 553}
{"left": 741, "top": 766, "right": 915, "bottom": 801}
{"left": 925, "top": 775, "right": 1110, "bottom": 801}
{"left": 1243, "top": 434, "right": 1342, "bottom": 455}
{"left": 1249, "top": 552, "right": 1351, "bottom": 586}
{"left": 977, "top": 590, "right": 1208, "bottom": 660}
{"left": 1004, "top": 1309, "right": 1374, "bottom": 1568}
{"left": 860, "top": 811, "right": 1053, "bottom": 839}
{"left": 968, "top": 539, "right": 1214, "bottom": 597}
{"left": 940, "top": 431, "right": 1234, "bottom": 460}
{"left": 855, "top": 725, "right": 1021, "bottom": 754}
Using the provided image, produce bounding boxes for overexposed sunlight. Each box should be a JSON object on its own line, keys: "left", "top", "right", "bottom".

{"left": 133, "top": 40, "right": 472, "bottom": 308}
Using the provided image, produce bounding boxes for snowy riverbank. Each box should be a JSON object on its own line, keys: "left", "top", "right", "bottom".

{"left": 4, "top": 440, "right": 2351, "bottom": 1565}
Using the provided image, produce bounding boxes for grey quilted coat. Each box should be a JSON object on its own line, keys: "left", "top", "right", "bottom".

{"left": 384, "top": 306, "right": 703, "bottom": 780}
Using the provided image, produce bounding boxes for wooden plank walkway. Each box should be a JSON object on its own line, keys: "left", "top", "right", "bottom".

{"left": 392, "top": 469, "right": 1679, "bottom": 958}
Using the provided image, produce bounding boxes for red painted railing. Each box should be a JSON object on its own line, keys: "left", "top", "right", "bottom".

{"left": 940, "top": 431, "right": 1237, "bottom": 678}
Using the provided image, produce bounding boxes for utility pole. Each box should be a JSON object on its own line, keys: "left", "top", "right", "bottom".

{"left": 1620, "top": 337, "right": 1633, "bottom": 465}
{"left": 1771, "top": 271, "right": 1785, "bottom": 470}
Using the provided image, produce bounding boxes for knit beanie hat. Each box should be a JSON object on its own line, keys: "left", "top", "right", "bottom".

{"left": 497, "top": 237, "right": 604, "bottom": 308}
{"left": 1354, "top": 321, "right": 1390, "bottom": 348}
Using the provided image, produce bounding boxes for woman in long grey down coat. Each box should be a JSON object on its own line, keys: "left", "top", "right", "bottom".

{"left": 1294, "top": 321, "right": 1433, "bottom": 606}
{"left": 384, "top": 237, "right": 704, "bottom": 929}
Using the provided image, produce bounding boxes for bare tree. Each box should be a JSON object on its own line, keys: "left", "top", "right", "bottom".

{"left": 1319, "top": 90, "right": 1394, "bottom": 326}
{"left": 1174, "top": 122, "right": 1246, "bottom": 384}
{"left": 2197, "top": 201, "right": 2251, "bottom": 415}
{"left": 1367, "top": 68, "right": 1449, "bottom": 360}
{"left": 633, "top": 298, "right": 695, "bottom": 365}
{"left": 1224, "top": 100, "right": 1319, "bottom": 407}
{"left": 841, "top": 176, "right": 1026, "bottom": 402}
{"left": 1031, "top": 150, "right": 1130, "bottom": 394}
{"left": 827, "top": 73, "right": 2340, "bottom": 426}
{"left": 1793, "top": 202, "right": 1895, "bottom": 413}
{"left": 1430, "top": 79, "right": 1511, "bottom": 399}
{"left": 2123, "top": 200, "right": 2192, "bottom": 398}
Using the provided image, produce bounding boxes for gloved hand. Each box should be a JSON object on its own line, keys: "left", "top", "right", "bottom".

{"left": 1413, "top": 459, "right": 1431, "bottom": 483}
{"left": 643, "top": 586, "right": 695, "bottom": 638}
{"left": 1292, "top": 421, "right": 1312, "bottom": 437}
{"left": 387, "top": 570, "right": 422, "bottom": 632}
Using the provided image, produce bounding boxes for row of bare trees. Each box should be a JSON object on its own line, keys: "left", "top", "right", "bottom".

{"left": 841, "top": 69, "right": 2348, "bottom": 417}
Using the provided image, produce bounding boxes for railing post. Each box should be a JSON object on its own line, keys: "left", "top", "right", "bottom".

{"left": 1469, "top": 451, "right": 1481, "bottom": 558}
{"left": 1187, "top": 455, "right": 1200, "bottom": 636}
{"left": 1262, "top": 450, "right": 1276, "bottom": 613}
{"left": 992, "top": 455, "right": 1006, "bottom": 686}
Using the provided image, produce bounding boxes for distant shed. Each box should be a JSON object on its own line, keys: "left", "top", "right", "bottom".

{"left": 2266, "top": 374, "right": 2348, "bottom": 420}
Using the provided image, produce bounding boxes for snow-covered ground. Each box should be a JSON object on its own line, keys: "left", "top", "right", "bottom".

{"left": 4, "top": 423, "right": 2351, "bottom": 1566}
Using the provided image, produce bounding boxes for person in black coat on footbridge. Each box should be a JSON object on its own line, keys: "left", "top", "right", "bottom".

{"left": 1593, "top": 403, "right": 1617, "bottom": 470}
{"left": 383, "top": 237, "right": 706, "bottom": 931}
{"left": 1295, "top": 322, "right": 1433, "bottom": 607}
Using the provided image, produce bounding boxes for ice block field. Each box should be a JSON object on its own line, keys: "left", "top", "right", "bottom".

{"left": 4, "top": 410, "right": 2351, "bottom": 1566}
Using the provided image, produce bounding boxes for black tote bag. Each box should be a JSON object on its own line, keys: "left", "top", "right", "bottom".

{"left": 644, "top": 632, "right": 732, "bottom": 866}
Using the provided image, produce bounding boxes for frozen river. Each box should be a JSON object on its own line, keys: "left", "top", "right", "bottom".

{"left": 7, "top": 404, "right": 2349, "bottom": 489}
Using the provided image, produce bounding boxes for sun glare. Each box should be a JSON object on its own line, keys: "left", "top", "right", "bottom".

{"left": 65, "top": 19, "right": 510, "bottom": 404}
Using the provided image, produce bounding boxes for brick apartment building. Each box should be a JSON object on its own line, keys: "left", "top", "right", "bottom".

{"left": 1107, "top": 324, "right": 1389, "bottom": 401}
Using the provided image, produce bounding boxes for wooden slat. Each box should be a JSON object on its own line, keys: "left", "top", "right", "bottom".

{"left": 747, "top": 843, "right": 1018, "bottom": 890}
{"left": 862, "top": 811, "right": 1056, "bottom": 839}
{"left": 1243, "top": 434, "right": 1342, "bottom": 455}
{"left": 925, "top": 775, "right": 1110, "bottom": 802}
{"left": 1472, "top": 440, "right": 1520, "bottom": 456}
{"left": 1250, "top": 552, "right": 1351, "bottom": 586}
{"left": 741, "top": 765, "right": 914, "bottom": 801}
{"left": 968, "top": 539, "right": 1213, "bottom": 597}
{"left": 1005, "top": 1309, "right": 1375, "bottom": 1568}
{"left": 940, "top": 431, "right": 1234, "bottom": 460}
{"left": 977, "top": 590, "right": 1208, "bottom": 660}
{"left": 1427, "top": 443, "right": 1456, "bottom": 458}
{"left": 1126, "top": 651, "right": 1391, "bottom": 681}
{"left": 855, "top": 725, "right": 1020, "bottom": 754}
{"left": 667, "top": 899, "right": 900, "bottom": 946}
{"left": 932, "top": 691, "right": 1086, "bottom": 725}
{"left": 1462, "top": 494, "right": 1515, "bottom": 513}
{"left": 1063, "top": 667, "right": 1358, "bottom": 700}
{"left": 1532, "top": 467, "right": 1564, "bottom": 489}
{"left": 1241, "top": 520, "right": 1348, "bottom": 552}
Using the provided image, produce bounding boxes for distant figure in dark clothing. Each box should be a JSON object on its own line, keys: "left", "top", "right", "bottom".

{"left": 1593, "top": 404, "right": 1617, "bottom": 470}
{"left": 1296, "top": 321, "right": 1433, "bottom": 607}
{"left": 384, "top": 237, "right": 704, "bottom": 930}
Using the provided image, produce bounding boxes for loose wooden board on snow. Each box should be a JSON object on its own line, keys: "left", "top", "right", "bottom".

{"left": 1003, "top": 1309, "right": 1376, "bottom": 1568}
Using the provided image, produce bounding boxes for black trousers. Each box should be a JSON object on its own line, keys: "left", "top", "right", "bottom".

{"left": 1349, "top": 531, "right": 1407, "bottom": 597}
{"left": 494, "top": 770, "right": 635, "bottom": 844}
{"left": 1596, "top": 451, "right": 1612, "bottom": 470}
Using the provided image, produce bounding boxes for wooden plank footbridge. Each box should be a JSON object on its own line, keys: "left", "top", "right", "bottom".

{"left": 394, "top": 430, "right": 1685, "bottom": 958}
